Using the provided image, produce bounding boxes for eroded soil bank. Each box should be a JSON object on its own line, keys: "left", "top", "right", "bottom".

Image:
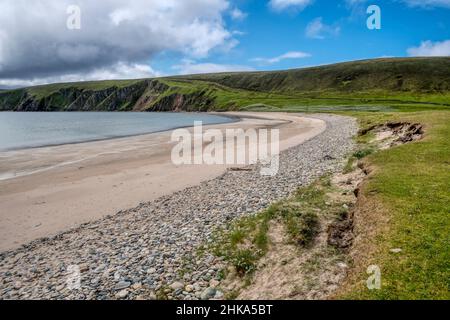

{"left": 213, "top": 121, "right": 424, "bottom": 300}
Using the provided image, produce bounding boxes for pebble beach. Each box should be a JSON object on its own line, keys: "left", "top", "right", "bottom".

{"left": 0, "top": 114, "right": 357, "bottom": 300}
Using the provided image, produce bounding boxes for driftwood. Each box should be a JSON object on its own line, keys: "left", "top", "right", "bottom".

{"left": 228, "top": 167, "right": 252, "bottom": 172}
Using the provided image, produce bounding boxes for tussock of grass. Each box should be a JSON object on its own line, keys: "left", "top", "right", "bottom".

{"left": 353, "top": 148, "right": 374, "bottom": 160}
{"left": 229, "top": 249, "right": 259, "bottom": 276}
{"left": 274, "top": 182, "right": 330, "bottom": 247}
{"left": 343, "top": 156, "right": 357, "bottom": 174}
{"left": 210, "top": 209, "right": 275, "bottom": 276}
{"left": 281, "top": 206, "right": 319, "bottom": 247}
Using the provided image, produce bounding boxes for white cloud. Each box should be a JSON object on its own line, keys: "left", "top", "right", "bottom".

{"left": 269, "top": 0, "right": 314, "bottom": 12}
{"left": 230, "top": 8, "right": 247, "bottom": 20}
{"left": 0, "top": 62, "right": 161, "bottom": 88}
{"left": 172, "top": 60, "right": 254, "bottom": 75}
{"left": 251, "top": 51, "right": 311, "bottom": 64}
{"left": 0, "top": 0, "right": 236, "bottom": 85}
{"left": 305, "top": 17, "right": 340, "bottom": 39}
{"left": 407, "top": 40, "right": 450, "bottom": 56}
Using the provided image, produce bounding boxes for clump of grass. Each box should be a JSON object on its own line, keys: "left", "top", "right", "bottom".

{"left": 279, "top": 178, "right": 339, "bottom": 246}
{"left": 353, "top": 148, "right": 374, "bottom": 159}
{"left": 229, "top": 229, "right": 246, "bottom": 247}
{"left": 210, "top": 208, "right": 275, "bottom": 277}
{"left": 230, "top": 249, "right": 259, "bottom": 275}
{"left": 295, "top": 184, "right": 327, "bottom": 207}
{"left": 278, "top": 204, "right": 320, "bottom": 246}
{"left": 254, "top": 213, "right": 272, "bottom": 252}
{"left": 343, "top": 156, "right": 357, "bottom": 173}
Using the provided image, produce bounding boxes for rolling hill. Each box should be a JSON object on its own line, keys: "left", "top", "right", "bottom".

{"left": 1, "top": 57, "right": 449, "bottom": 112}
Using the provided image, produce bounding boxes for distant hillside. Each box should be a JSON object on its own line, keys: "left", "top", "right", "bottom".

{"left": 1, "top": 57, "right": 449, "bottom": 112}
{"left": 179, "top": 57, "right": 450, "bottom": 93}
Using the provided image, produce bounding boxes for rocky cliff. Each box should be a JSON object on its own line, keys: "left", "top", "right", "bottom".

{"left": 0, "top": 79, "right": 217, "bottom": 112}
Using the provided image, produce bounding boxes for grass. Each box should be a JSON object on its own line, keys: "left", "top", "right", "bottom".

{"left": 336, "top": 111, "right": 450, "bottom": 300}
{"left": 353, "top": 148, "right": 374, "bottom": 160}
{"left": 278, "top": 180, "right": 334, "bottom": 247}
{"left": 180, "top": 57, "right": 450, "bottom": 96}
{"left": 27, "top": 79, "right": 144, "bottom": 99}
{"left": 210, "top": 208, "right": 275, "bottom": 276}
{"left": 281, "top": 205, "right": 320, "bottom": 247}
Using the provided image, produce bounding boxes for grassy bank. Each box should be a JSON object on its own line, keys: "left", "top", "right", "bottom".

{"left": 336, "top": 110, "right": 450, "bottom": 300}
{"left": 206, "top": 109, "right": 449, "bottom": 300}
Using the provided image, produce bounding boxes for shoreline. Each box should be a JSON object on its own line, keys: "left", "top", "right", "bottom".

{"left": 0, "top": 113, "right": 356, "bottom": 300}
{"left": 0, "top": 112, "right": 325, "bottom": 252}
{"left": 0, "top": 112, "right": 240, "bottom": 154}
{"left": 0, "top": 112, "right": 278, "bottom": 182}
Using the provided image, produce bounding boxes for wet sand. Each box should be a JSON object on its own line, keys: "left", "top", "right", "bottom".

{"left": 0, "top": 112, "right": 326, "bottom": 251}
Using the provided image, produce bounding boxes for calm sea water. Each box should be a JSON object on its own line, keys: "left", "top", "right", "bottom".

{"left": 0, "top": 112, "right": 234, "bottom": 151}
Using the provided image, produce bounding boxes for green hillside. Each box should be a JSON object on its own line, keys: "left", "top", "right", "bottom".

{"left": 1, "top": 57, "right": 449, "bottom": 112}
{"left": 180, "top": 57, "right": 450, "bottom": 93}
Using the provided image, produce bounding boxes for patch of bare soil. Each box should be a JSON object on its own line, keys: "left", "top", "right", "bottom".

{"left": 326, "top": 169, "right": 366, "bottom": 251}
{"left": 332, "top": 178, "right": 391, "bottom": 299}
{"left": 364, "top": 122, "right": 424, "bottom": 150}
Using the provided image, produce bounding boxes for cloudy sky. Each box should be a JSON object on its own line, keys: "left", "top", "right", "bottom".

{"left": 0, "top": 0, "right": 449, "bottom": 88}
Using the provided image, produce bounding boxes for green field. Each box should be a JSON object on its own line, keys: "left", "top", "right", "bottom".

{"left": 335, "top": 111, "right": 450, "bottom": 300}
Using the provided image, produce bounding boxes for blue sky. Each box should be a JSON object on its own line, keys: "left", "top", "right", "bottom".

{"left": 154, "top": 0, "right": 450, "bottom": 75}
{"left": 0, "top": 0, "right": 449, "bottom": 87}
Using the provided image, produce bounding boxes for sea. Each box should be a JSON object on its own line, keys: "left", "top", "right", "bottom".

{"left": 0, "top": 112, "right": 234, "bottom": 151}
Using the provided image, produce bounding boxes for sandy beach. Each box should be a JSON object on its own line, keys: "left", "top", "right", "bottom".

{"left": 0, "top": 113, "right": 356, "bottom": 300}
{"left": 0, "top": 112, "right": 326, "bottom": 251}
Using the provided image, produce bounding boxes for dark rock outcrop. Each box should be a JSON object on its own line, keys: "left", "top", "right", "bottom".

{"left": 0, "top": 80, "right": 214, "bottom": 112}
